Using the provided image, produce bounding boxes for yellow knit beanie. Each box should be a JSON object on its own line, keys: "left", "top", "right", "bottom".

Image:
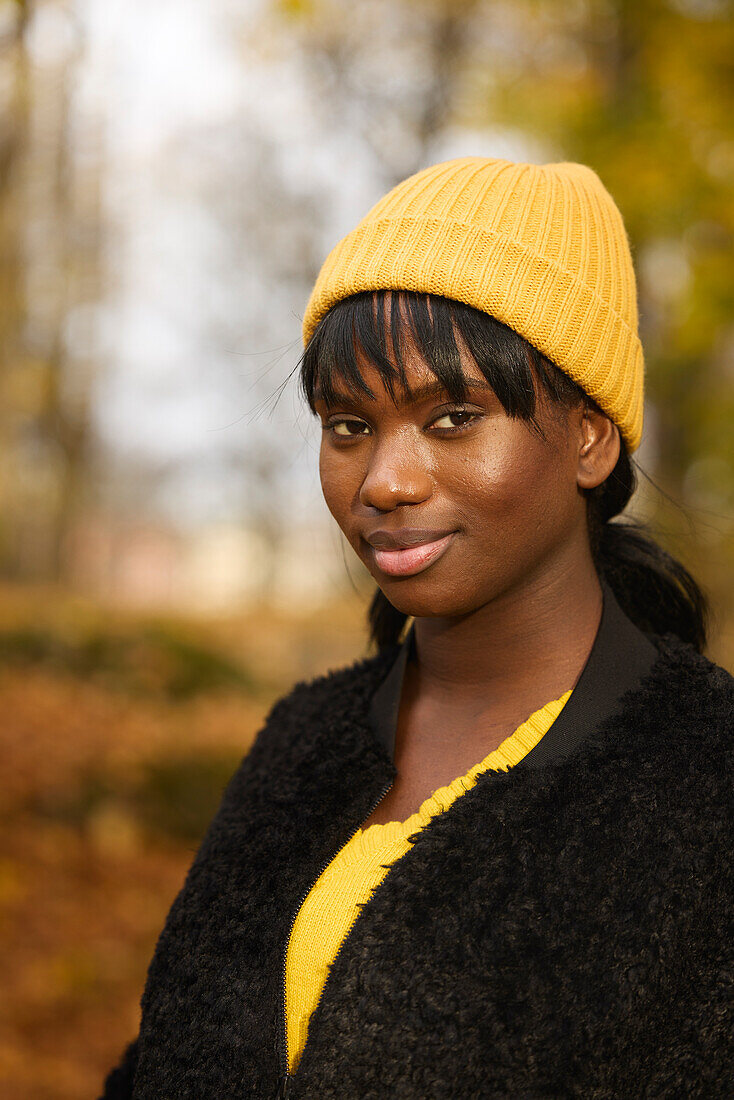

{"left": 302, "top": 156, "right": 644, "bottom": 452}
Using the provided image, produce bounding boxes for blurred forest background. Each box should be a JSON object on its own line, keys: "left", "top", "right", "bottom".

{"left": 1, "top": 0, "right": 732, "bottom": 1095}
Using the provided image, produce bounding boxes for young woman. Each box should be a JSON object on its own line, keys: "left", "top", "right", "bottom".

{"left": 101, "top": 158, "right": 732, "bottom": 1099}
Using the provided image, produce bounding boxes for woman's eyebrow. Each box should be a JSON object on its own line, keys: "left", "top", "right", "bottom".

{"left": 313, "top": 378, "right": 495, "bottom": 406}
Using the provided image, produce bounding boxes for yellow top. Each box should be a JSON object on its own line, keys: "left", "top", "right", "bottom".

{"left": 284, "top": 687, "right": 573, "bottom": 1073}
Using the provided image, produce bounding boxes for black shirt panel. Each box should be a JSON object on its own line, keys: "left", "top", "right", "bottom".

{"left": 367, "top": 580, "right": 659, "bottom": 767}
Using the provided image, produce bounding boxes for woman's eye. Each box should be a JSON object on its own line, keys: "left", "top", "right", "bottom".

{"left": 431, "top": 409, "right": 478, "bottom": 431}
{"left": 325, "top": 408, "right": 479, "bottom": 438}
{"left": 329, "top": 418, "right": 369, "bottom": 436}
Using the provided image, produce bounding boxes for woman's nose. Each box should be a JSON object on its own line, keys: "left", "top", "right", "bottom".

{"left": 358, "top": 436, "right": 433, "bottom": 512}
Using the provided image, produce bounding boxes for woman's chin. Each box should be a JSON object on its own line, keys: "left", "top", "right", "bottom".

{"left": 373, "top": 579, "right": 480, "bottom": 620}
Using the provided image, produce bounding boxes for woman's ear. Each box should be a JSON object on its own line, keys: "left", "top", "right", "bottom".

{"left": 576, "top": 404, "right": 621, "bottom": 490}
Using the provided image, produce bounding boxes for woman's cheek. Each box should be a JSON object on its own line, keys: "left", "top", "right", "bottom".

{"left": 319, "top": 448, "right": 361, "bottom": 539}
{"left": 459, "top": 452, "right": 524, "bottom": 519}
{"left": 319, "top": 450, "right": 344, "bottom": 522}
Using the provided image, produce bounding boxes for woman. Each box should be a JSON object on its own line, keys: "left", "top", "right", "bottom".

{"left": 100, "top": 158, "right": 732, "bottom": 1099}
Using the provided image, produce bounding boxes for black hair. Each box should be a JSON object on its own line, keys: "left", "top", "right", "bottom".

{"left": 299, "top": 290, "right": 709, "bottom": 654}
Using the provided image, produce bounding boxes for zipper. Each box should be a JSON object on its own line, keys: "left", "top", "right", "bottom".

{"left": 274, "top": 778, "right": 394, "bottom": 1098}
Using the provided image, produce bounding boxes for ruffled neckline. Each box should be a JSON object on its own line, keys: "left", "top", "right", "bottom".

{"left": 340, "top": 688, "right": 573, "bottom": 863}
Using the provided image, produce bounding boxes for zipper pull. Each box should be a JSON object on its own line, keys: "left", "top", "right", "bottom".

{"left": 274, "top": 1072, "right": 293, "bottom": 1098}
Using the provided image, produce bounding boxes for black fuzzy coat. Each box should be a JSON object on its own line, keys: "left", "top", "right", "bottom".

{"left": 100, "top": 591, "right": 733, "bottom": 1099}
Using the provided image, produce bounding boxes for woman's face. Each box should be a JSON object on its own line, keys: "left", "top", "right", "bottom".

{"left": 314, "top": 330, "right": 607, "bottom": 620}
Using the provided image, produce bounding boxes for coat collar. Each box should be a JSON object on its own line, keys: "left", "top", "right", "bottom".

{"left": 368, "top": 579, "right": 658, "bottom": 767}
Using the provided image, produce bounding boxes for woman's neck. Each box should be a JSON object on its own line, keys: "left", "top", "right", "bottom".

{"left": 410, "top": 562, "right": 603, "bottom": 731}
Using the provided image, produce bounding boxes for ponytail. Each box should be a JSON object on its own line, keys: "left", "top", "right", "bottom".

{"left": 586, "top": 447, "right": 709, "bottom": 653}
{"left": 593, "top": 520, "right": 709, "bottom": 652}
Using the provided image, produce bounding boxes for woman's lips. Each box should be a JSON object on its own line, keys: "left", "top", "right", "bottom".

{"left": 370, "top": 532, "right": 456, "bottom": 577}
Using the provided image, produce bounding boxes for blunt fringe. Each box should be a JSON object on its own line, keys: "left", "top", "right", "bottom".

{"left": 299, "top": 290, "right": 709, "bottom": 655}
